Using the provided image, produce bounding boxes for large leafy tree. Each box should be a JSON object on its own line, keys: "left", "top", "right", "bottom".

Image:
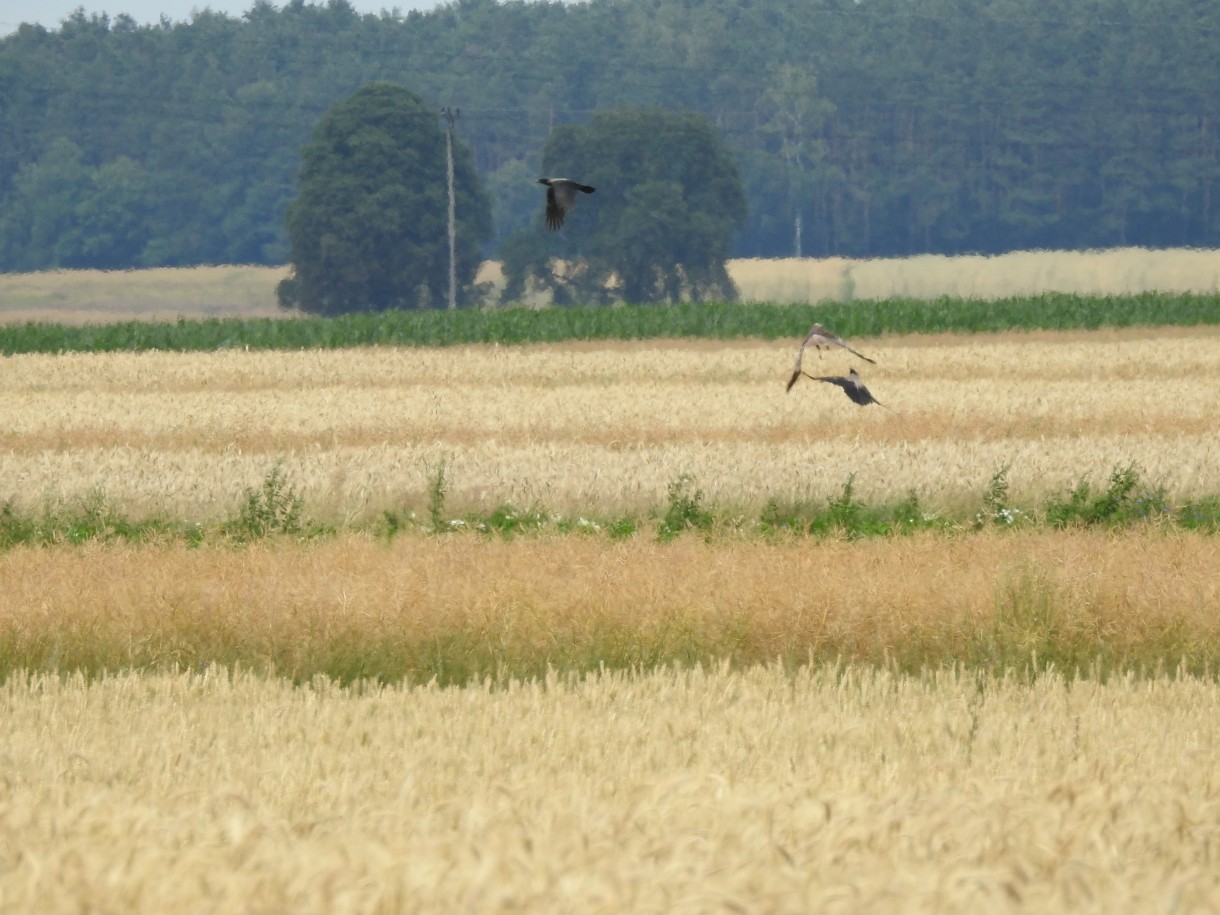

{"left": 502, "top": 108, "right": 747, "bottom": 305}
{"left": 278, "top": 82, "right": 492, "bottom": 314}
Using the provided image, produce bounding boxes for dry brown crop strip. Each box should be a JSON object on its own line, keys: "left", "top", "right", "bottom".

{"left": 3, "top": 530, "right": 1218, "bottom": 679}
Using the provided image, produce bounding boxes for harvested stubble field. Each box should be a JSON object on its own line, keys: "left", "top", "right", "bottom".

{"left": 2, "top": 326, "right": 1219, "bottom": 521}
{"left": 3, "top": 247, "right": 1219, "bottom": 324}
{"left": 4, "top": 664, "right": 1220, "bottom": 913}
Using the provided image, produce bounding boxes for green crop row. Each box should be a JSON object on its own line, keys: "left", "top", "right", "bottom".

{"left": 3, "top": 292, "right": 1219, "bottom": 354}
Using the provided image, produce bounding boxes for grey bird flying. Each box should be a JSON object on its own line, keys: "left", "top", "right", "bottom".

{"left": 798, "top": 367, "right": 885, "bottom": 407}
{"left": 786, "top": 322, "right": 876, "bottom": 392}
{"left": 538, "top": 178, "right": 596, "bottom": 230}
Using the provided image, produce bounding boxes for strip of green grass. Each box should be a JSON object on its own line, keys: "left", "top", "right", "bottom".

{"left": 3, "top": 292, "right": 1219, "bottom": 354}
{"left": 3, "top": 462, "right": 1217, "bottom": 552}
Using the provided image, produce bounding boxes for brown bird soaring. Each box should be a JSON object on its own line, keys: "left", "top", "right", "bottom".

{"left": 786, "top": 323, "right": 876, "bottom": 392}
{"left": 537, "top": 177, "right": 596, "bottom": 230}
{"left": 797, "top": 367, "right": 885, "bottom": 407}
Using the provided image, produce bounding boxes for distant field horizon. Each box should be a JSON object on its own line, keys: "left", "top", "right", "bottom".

{"left": 2, "top": 246, "right": 1218, "bottom": 324}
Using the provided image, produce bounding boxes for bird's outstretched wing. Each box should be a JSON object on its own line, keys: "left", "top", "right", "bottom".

{"left": 801, "top": 370, "right": 885, "bottom": 407}
{"left": 803, "top": 324, "right": 876, "bottom": 364}
{"left": 835, "top": 339, "right": 876, "bottom": 365}
{"left": 785, "top": 346, "right": 807, "bottom": 392}
{"left": 540, "top": 179, "right": 596, "bottom": 230}
{"left": 806, "top": 373, "right": 853, "bottom": 395}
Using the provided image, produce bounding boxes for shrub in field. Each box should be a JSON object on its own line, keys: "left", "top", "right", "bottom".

{"left": 974, "top": 464, "right": 1025, "bottom": 529}
{"left": 757, "top": 496, "right": 821, "bottom": 534}
{"left": 56, "top": 488, "right": 132, "bottom": 543}
{"left": 380, "top": 508, "right": 411, "bottom": 540}
{"left": 604, "top": 516, "right": 641, "bottom": 539}
{"left": 761, "top": 483, "right": 949, "bottom": 539}
{"left": 427, "top": 458, "right": 449, "bottom": 534}
{"left": 807, "top": 475, "right": 870, "bottom": 537}
{"left": 1176, "top": 497, "right": 1220, "bottom": 531}
{"left": 889, "top": 490, "right": 951, "bottom": 534}
{"left": 226, "top": 464, "right": 305, "bottom": 540}
{"left": 483, "top": 504, "right": 548, "bottom": 536}
{"left": 1044, "top": 463, "right": 1162, "bottom": 528}
{"left": 0, "top": 500, "right": 36, "bottom": 548}
{"left": 659, "top": 473, "right": 714, "bottom": 541}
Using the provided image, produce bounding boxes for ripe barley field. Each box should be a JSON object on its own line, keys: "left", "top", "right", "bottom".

{"left": 2, "top": 327, "right": 1218, "bottom": 521}
{"left": 4, "top": 664, "right": 1220, "bottom": 914}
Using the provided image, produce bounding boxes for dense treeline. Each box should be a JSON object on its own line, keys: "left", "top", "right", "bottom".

{"left": 0, "top": 0, "right": 1217, "bottom": 273}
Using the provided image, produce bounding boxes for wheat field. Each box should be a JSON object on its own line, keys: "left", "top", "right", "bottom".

{"left": 4, "top": 663, "right": 1220, "bottom": 914}
{"left": 5, "top": 303, "right": 1220, "bottom": 911}
{"left": 2, "top": 327, "right": 1218, "bottom": 520}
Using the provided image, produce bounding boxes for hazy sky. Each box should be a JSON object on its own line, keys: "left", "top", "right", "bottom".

{"left": 0, "top": 0, "right": 443, "bottom": 35}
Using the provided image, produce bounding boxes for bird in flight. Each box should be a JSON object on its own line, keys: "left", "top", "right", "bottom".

{"left": 786, "top": 322, "right": 876, "bottom": 392}
{"left": 537, "top": 177, "right": 596, "bottom": 230}
{"left": 795, "top": 367, "right": 885, "bottom": 407}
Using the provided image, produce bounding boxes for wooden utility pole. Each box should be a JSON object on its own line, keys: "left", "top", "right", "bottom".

{"left": 441, "top": 107, "right": 459, "bottom": 310}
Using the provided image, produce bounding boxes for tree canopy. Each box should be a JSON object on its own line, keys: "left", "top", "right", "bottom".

{"left": 502, "top": 109, "right": 747, "bottom": 304}
{"left": 277, "top": 82, "right": 492, "bottom": 314}
{"left": 0, "top": 0, "right": 1217, "bottom": 273}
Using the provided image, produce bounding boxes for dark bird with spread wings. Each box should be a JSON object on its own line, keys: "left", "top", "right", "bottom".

{"left": 537, "top": 178, "right": 596, "bottom": 230}
{"left": 785, "top": 323, "right": 876, "bottom": 392}
{"left": 795, "top": 367, "right": 885, "bottom": 407}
